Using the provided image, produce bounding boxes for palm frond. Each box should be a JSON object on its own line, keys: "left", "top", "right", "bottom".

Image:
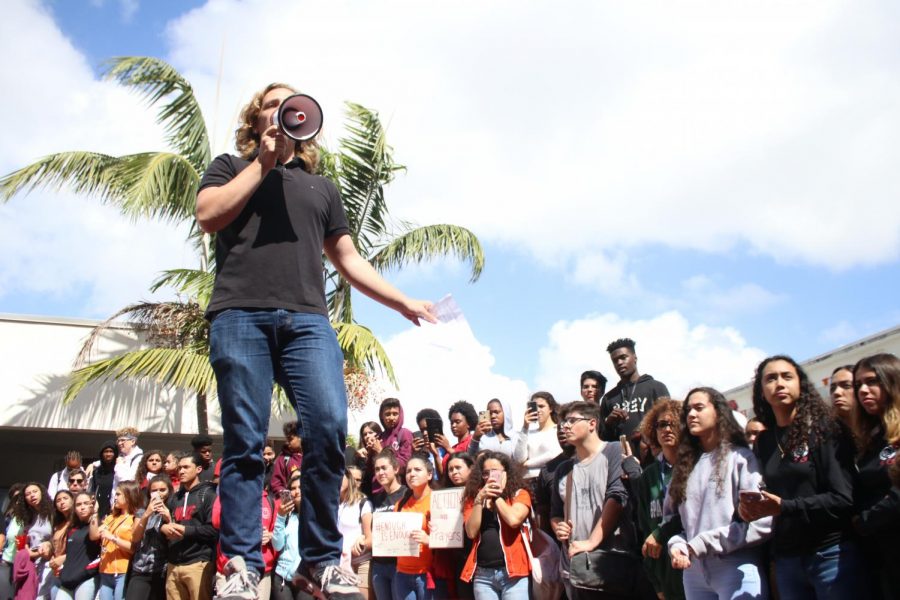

{"left": 151, "top": 268, "right": 215, "bottom": 308}
{"left": 64, "top": 344, "right": 216, "bottom": 404}
{"left": 114, "top": 152, "right": 199, "bottom": 222}
{"left": 102, "top": 56, "right": 211, "bottom": 173}
{"left": 332, "top": 103, "right": 405, "bottom": 255}
{"left": 333, "top": 321, "right": 397, "bottom": 387}
{"left": 325, "top": 278, "right": 354, "bottom": 327}
{"left": 75, "top": 301, "right": 207, "bottom": 368}
{"left": 0, "top": 151, "right": 123, "bottom": 204}
{"left": 369, "top": 224, "right": 485, "bottom": 283}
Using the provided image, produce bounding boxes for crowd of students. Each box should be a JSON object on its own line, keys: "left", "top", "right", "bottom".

{"left": 1, "top": 339, "right": 898, "bottom": 600}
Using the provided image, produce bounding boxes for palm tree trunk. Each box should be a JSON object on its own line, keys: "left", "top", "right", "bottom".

{"left": 196, "top": 391, "right": 209, "bottom": 435}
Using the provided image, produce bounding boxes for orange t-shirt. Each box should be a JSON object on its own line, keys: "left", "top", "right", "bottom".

{"left": 395, "top": 487, "right": 431, "bottom": 575}
{"left": 99, "top": 513, "right": 134, "bottom": 575}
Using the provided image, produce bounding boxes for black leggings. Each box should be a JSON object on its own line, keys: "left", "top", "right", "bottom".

{"left": 124, "top": 571, "right": 165, "bottom": 600}
{"left": 270, "top": 573, "right": 315, "bottom": 600}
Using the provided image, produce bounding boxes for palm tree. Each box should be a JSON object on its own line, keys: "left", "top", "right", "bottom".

{"left": 0, "top": 56, "right": 484, "bottom": 433}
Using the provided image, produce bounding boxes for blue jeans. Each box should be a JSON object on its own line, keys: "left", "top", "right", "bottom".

{"left": 99, "top": 573, "right": 126, "bottom": 600}
{"left": 210, "top": 309, "right": 347, "bottom": 572}
{"left": 392, "top": 571, "right": 432, "bottom": 600}
{"left": 774, "top": 541, "right": 869, "bottom": 600}
{"left": 472, "top": 566, "right": 529, "bottom": 600}
{"left": 682, "top": 550, "right": 767, "bottom": 600}
{"left": 370, "top": 561, "right": 396, "bottom": 600}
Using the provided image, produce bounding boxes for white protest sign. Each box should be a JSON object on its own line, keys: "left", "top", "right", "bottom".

{"left": 428, "top": 488, "right": 465, "bottom": 549}
{"left": 372, "top": 512, "right": 422, "bottom": 557}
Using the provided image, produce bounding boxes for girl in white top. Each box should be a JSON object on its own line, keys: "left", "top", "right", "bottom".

{"left": 665, "top": 387, "right": 773, "bottom": 600}
{"left": 337, "top": 466, "right": 372, "bottom": 597}
{"left": 521, "top": 391, "right": 562, "bottom": 480}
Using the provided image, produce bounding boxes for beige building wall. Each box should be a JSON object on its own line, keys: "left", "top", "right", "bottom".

{"left": 0, "top": 313, "right": 293, "bottom": 487}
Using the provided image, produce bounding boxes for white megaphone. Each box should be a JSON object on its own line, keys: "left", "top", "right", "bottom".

{"left": 272, "top": 93, "right": 323, "bottom": 142}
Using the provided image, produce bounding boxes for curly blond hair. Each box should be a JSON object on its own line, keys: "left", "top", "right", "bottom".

{"left": 235, "top": 82, "right": 320, "bottom": 173}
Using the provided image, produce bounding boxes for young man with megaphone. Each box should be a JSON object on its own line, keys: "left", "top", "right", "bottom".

{"left": 196, "top": 83, "right": 437, "bottom": 600}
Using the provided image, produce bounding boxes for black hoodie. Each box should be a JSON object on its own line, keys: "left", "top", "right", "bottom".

{"left": 166, "top": 480, "right": 217, "bottom": 565}
{"left": 600, "top": 374, "right": 670, "bottom": 442}
{"left": 90, "top": 440, "right": 118, "bottom": 520}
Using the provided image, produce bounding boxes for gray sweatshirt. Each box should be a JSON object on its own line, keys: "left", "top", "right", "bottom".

{"left": 666, "top": 445, "right": 773, "bottom": 558}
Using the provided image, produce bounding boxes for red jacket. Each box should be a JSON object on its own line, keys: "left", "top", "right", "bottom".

{"left": 460, "top": 489, "right": 532, "bottom": 582}
{"left": 212, "top": 490, "right": 278, "bottom": 573}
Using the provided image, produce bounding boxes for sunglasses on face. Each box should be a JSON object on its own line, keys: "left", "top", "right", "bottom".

{"left": 70, "top": 478, "right": 84, "bottom": 484}
{"left": 655, "top": 420, "right": 677, "bottom": 431}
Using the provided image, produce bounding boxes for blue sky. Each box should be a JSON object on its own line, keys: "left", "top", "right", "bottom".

{"left": 2, "top": 0, "right": 899, "bottom": 426}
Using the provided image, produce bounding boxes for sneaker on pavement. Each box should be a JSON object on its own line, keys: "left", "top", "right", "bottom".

{"left": 214, "top": 556, "right": 260, "bottom": 600}
{"left": 294, "top": 563, "right": 363, "bottom": 600}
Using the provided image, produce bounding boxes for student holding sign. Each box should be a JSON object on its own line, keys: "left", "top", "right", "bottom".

{"left": 460, "top": 451, "right": 532, "bottom": 600}
{"left": 370, "top": 449, "right": 408, "bottom": 600}
{"left": 394, "top": 455, "right": 434, "bottom": 600}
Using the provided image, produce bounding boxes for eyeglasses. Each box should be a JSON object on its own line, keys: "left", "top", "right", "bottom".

{"left": 655, "top": 420, "right": 676, "bottom": 431}
{"left": 561, "top": 416, "right": 591, "bottom": 427}
{"left": 69, "top": 478, "right": 84, "bottom": 484}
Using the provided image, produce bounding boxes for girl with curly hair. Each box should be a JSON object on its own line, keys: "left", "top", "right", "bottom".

{"left": 850, "top": 353, "right": 900, "bottom": 599}
{"left": 621, "top": 399, "right": 684, "bottom": 600}
{"left": 135, "top": 450, "right": 165, "bottom": 490}
{"left": 460, "top": 451, "right": 531, "bottom": 599}
{"left": 665, "top": 387, "right": 772, "bottom": 599}
{"left": 11, "top": 482, "right": 54, "bottom": 600}
{"left": 739, "top": 355, "right": 865, "bottom": 599}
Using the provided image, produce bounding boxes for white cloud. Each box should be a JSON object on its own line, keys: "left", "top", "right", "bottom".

{"left": 569, "top": 251, "right": 642, "bottom": 297}
{"left": 534, "top": 310, "right": 767, "bottom": 402}
{"left": 163, "top": 0, "right": 900, "bottom": 273}
{"left": 348, "top": 312, "right": 530, "bottom": 436}
{"left": 680, "top": 275, "right": 784, "bottom": 318}
{"left": 0, "top": 0, "right": 196, "bottom": 316}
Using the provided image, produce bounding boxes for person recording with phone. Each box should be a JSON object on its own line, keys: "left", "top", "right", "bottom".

{"left": 521, "top": 392, "right": 562, "bottom": 482}
{"left": 128, "top": 477, "right": 173, "bottom": 600}
{"left": 272, "top": 474, "right": 314, "bottom": 600}
{"left": 413, "top": 409, "right": 447, "bottom": 480}
{"left": 468, "top": 399, "right": 527, "bottom": 462}
{"left": 461, "top": 451, "right": 532, "bottom": 599}
{"left": 195, "top": 82, "right": 436, "bottom": 600}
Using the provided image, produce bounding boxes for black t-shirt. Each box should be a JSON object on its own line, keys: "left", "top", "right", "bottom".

{"left": 476, "top": 507, "right": 504, "bottom": 568}
{"left": 756, "top": 425, "right": 855, "bottom": 555}
{"left": 59, "top": 522, "right": 100, "bottom": 590}
{"left": 199, "top": 154, "right": 350, "bottom": 317}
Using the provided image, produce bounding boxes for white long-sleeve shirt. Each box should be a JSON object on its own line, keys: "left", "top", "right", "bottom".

{"left": 522, "top": 426, "right": 562, "bottom": 479}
